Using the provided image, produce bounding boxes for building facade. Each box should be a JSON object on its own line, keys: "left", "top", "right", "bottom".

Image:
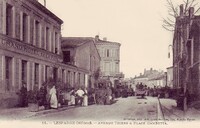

{"left": 167, "top": 66, "right": 173, "bottom": 88}
{"left": 94, "top": 35, "right": 123, "bottom": 86}
{"left": 133, "top": 68, "right": 166, "bottom": 88}
{"left": 173, "top": 5, "right": 200, "bottom": 101}
{"left": 0, "top": 0, "right": 88, "bottom": 108}
{"left": 61, "top": 37, "right": 101, "bottom": 88}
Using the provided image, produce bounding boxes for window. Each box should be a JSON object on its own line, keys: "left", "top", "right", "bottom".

{"left": 53, "top": 68, "right": 58, "bottom": 82}
{"left": 63, "top": 51, "right": 70, "bottom": 63}
{"left": 15, "top": 12, "right": 20, "bottom": 40}
{"left": 22, "top": 60, "right": 27, "bottom": 84}
{"left": 35, "top": 20, "right": 40, "bottom": 47}
{"left": 45, "top": 65, "right": 49, "bottom": 81}
{"left": 62, "top": 69, "right": 65, "bottom": 83}
{"left": 6, "top": 3, "right": 13, "bottom": 36}
{"left": 41, "top": 26, "right": 45, "bottom": 49}
{"left": 55, "top": 32, "right": 58, "bottom": 53}
{"left": 74, "top": 72, "right": 76, "bottom": 85}
{"left": 193, "top": 34, "right": 199, "bottom": 64}
{"left": 107, "top": 49, "right": 109, "bottom": 57}
{"left": 35, "top": 63, "right": 39, "bottom": 85}
{"left": 46, "top": 27, "right": 49, "bottom": 50}
{"left": 115, "top": 62, "right": 119, "bottom": 73}
{"left": 5, "top": 56, "right": 12, "bottom": 91}
{"left": 22, "top": 13, "right": 28, "bottom": 42}
{"left": 105, "top": 62, "right": 110, "bottom": 75}
{"left": 83, "top": 74, "right": 85, "bottom": 86}
{"left": 78, "top": 73, "right": 81, "bottom": 85}
{"left": 68, "top": 71, "right": 71, "bottom": 85}
{"left": 30, "top": 18, "right": 34, "bottom": 44}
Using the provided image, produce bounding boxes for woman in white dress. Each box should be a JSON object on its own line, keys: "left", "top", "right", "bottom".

{"left": 49, "top": 86, "right": 58, "bottom": 109}
{"left": 70, "top": 88, "right": 75, "bottom": 106}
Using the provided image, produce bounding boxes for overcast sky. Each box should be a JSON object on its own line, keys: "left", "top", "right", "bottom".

{"left": 39, "top": 0, "right": 177, "bottom": 78}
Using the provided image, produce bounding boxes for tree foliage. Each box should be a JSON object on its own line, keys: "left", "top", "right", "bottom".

{"left": 163, "top": 0, "right": 200, "bottom": 31}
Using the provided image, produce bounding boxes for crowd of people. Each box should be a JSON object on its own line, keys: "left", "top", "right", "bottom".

{"left": 18, "top": 83, "right": 90, "bottom": 109}
{"left": 18, "top": 82, "right": 177, "bottom": 110}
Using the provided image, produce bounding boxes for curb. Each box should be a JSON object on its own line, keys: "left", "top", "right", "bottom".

{"left": 25, "top": 106, "right": 75, "bottom": 119}
{"left": 157, "top": 98, "right": 165, "bottom": 120}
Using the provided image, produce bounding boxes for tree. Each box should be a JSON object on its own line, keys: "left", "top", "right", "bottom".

{"left": 93, "top": 68, "right": 101, "bottom": 87}
{"left": 94, "top": 68, "right": 101, "bottom": 81}
{"left": 162, "top": 0, "right": 200, "bottom": 31}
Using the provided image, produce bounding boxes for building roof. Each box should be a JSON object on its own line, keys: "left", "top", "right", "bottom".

{"left": 62, "top": 36, "right": 121, "bottom": 48}
{"left": 134, "top": 75, "right": 148, "bottom": 79}
{"left": 92, "top": 35, "right": 120, "bottom": 46}
{"left": 61, "top": 37, "right": 94, "bottom": 48}
{"left": 148, "top": 74, "right": 166, "bottom": 81}
{"left": 95, "top": 39, "right": 121, "bottom": 46}
{"left": 167, "top": 66, "right": 173, "bottom": 69}
{"left": 29, "top": 0, "right": 63, "bottom": 24}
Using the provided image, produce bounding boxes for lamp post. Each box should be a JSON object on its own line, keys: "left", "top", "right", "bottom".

{"left": 168, "top": 44, "right": 173, "bottom": 59}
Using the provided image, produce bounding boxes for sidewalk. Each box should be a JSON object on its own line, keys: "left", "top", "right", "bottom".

{"left": 159, "top": 98, "right": 200, "bottom": 120}
{"left": 0, "top": 105, "right": 75, "bottom": 120}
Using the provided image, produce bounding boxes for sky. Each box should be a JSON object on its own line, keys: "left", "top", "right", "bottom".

{"left": 39, "top": 0, "right": 176, "bottom": 78}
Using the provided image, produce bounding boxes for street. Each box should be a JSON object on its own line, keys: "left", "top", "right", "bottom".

{"left": 27, "top": 96, "right": 160, "bottom": 121}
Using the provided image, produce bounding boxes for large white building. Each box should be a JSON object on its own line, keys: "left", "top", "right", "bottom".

{"left": 0, "top": 0, "right": 88, "bottom": 108}
{"left": 94, "top": 35, "right": 124, "bottom": 86}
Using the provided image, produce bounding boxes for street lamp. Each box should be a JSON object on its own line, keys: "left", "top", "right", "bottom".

{"left": 168, "top": 44, "right": 173, "bottom": 58}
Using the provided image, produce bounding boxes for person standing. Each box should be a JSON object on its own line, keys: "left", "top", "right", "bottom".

{"left": 75, "top": 87, "right": 85, "bottom": 106}
{"left": 70, "top": 88, "right": 76, "bottom": 106}
{"left": 49, "top": 86, "right": 58, "bottom": 109}
{"left": 19, "top": 83, "right": 28, "bottom": 107}
{"left": 38, "top": 85, "right": 47, "bottom": 108}
{"left": 83, "top": 87, "right": 88, "bottom": 106}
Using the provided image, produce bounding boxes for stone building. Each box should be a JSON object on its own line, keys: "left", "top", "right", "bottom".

{"left": 61, "top": 37, "right": 101, "bottom": 88}
{"left": 0, "top": 0, "right": 88, "bottom": 108}
{"left": 94, "top": 35, "right": 123, "bottom": 86}
{"left": 133, "top": 68, "right": 166, "bottom": 88}
{"left": 173, "top": 5, "right": 200, "bottom": 102}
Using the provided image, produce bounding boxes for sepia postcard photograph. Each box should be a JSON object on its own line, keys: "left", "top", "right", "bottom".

{"left": 1, "top": 0, "right": 200, "bottom": 128}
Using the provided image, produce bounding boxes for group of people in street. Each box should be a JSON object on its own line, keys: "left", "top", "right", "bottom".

{"left": 43, "top": 86, "right": 89, "bottom": 109}
{"left": 17, "top": 82, "right": 135, "bottom": 110}
{"left": 18, "top": 83, "right": 89, "bottom": 109}
{"left": 93, "top": 83, "right": 113, "bottom": 105}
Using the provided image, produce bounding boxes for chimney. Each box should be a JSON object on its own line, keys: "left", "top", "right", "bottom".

{"left": 180, "top": 4, "right": 184, "bottom": 17}
{"left": 95, "top": 35, "right": 99, "bottom": 41}
{"left": 189, "top": 7, "right": 194, "bottom": 18}
{"left": 103, "top": 37, "right": 107, "bottom": 41}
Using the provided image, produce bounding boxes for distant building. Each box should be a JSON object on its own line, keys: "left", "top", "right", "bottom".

{"left": 94, "top": 35, "right": 124, "bottom": 86}
{"left": 133, "top": 68, "right": 166, "bottom": 88}
{"left": 148, "top": 73, "right": 167, "bottom": 88}
{"left": 61, "top": 37, "right": 101, "bottom": 88}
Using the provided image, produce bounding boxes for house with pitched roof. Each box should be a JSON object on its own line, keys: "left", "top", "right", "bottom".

{"left": 61, "top": 37, "right": 101, "bottom": 88}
